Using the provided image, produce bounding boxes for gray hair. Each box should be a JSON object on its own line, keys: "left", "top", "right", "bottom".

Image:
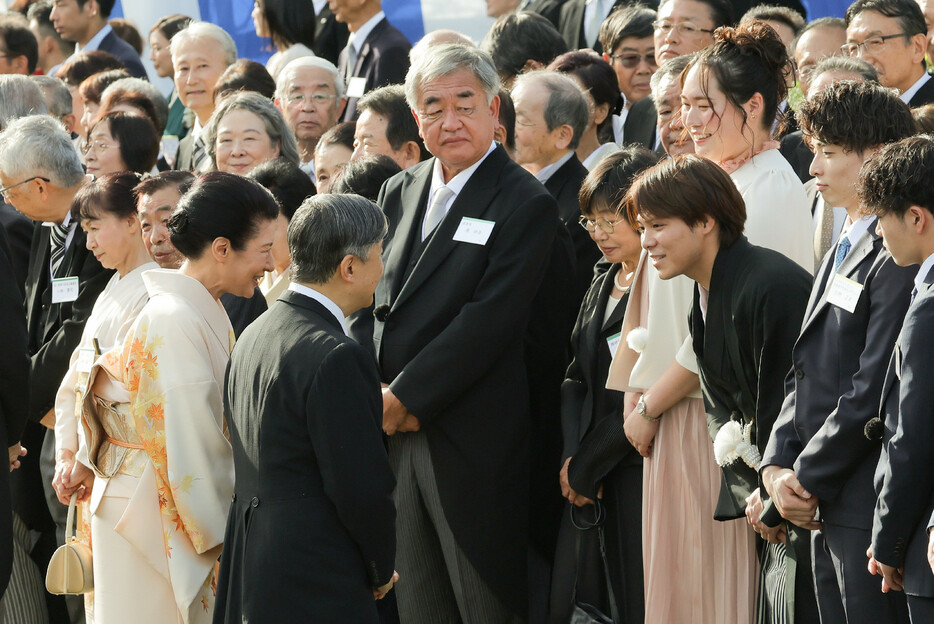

{"left": 409, "top": 29, "right": 476, "bottom": 66}
{"left": 811, "top": 56, "right": 878, "bottom": 85}
{"left": 650, "top": 54, "right": 694, "bottom": 103}
{"left": 203, "top": 90, "right": 300, "bottom": 168}
{"left": 170, "top": 21, "right": 238, "bottom": 66}
{"left": 404, "top": 43, "right": 499, "bottom": 109}
{"left": 289, "top": 193, "right": 388, "bottom": 285}
{"left": 0, "top": 114, "right": 84, "bottom": 187}
{"left": 0, "top": 75, "right": 48, "bottom": 130}
{"left": 102, "top": 77, "right": 169, "bottom": 133}
{"left": 275, "top": 56, "right": 345, "bottom": 101}
{"left": 513, "top": 70, "right": 589, "bottom": 150}
{"left": 31, "top": 76, "right": 71, "bottom": 119}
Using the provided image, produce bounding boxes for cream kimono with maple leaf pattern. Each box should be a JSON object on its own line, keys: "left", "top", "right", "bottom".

{"left": 87, "top": 269, "right": 235, "bottom": 624}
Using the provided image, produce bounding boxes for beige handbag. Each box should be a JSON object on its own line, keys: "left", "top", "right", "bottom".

{"left": 46, "top": 492, "right": 93, "bottom": 595}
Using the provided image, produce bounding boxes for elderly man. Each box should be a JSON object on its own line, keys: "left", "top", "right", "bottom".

{"left": 845, "top": 0, "right": 934, "bottom": 105}
{"left": 371, "top": 43, "right": 558, "bottom": 623}
{"left": 649, "top": 54, "right": 693, "bottom": 158}
{"left": 352, "top": 84, "right": 426, "bottom": 170}
{"left": 275, "top": 57, "right": 346, "bottom": 179}
{"left": 136, "top": 171, "right": 194, "bottom": 269}
{"left": 49, "top": 0, "right": 146, "bottom": 77}
{"left": 171, "top": 22, "right": 237, "bottom": 172}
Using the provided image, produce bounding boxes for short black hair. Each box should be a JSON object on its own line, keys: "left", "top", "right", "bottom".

{"left": 213, "top": 59, "right": 276, "bottom": 102}
{"left": 845, "top": 0, "right": 927, "bottom": 38}
{"left": 0, "top": 16, "right": 38, "bottom": 74}
{"left": 74, "top": 170, "right": 141, "bottom": 221}
{"left": 91, "top": 112, "right": 160, "bottom": 175}
{"left": 599, "top": 5, "right": 656, "bottom": 55}
{"left": 169, "top": 172, "right": 279, "bottom": 259}
{"left": 75, "top": 0, "right": 116, "bottom": 18}
{"left": 858, "top": 134, "right": 934, "bottom": 218}
{"left": 357, "top": 85, "right": 429, "bottom": 161}
{"left": 250, "top": 158, "right": 317, "bottom": 220}
{"left": 740, "top": 5, "right": 806, "bottom": 36}
{"left": 315, "top": 121, "right": 356, "bottom": 155}
{"left": 497, "top": 87, "right": 515, "bottom": 152}
{"left": 797, "top": 80, "right": 915, "bottom": 154}
{"left": 27, "top": 1, "right": 73, "bottom": 57}
{"left": 135, "top": 170, "right": 195, "bottom": 202}
{"left": 256, "top": 0, "right": 315, "bottom": 51}
{"left": 548, "top": 49, "right": 621, "bottom": 144}
{"left": 481, "top": 12, "right": 568, "bottom": 82}
{"left": 791, "top": 16, "right": 845, "bottom": 54}
{"left": 57, "top": 50, "right": 125, "bottom": 88}
{"left": 659, "top": 0, "right": 735, "bottom": 29}
{"left": 580, "top": 146, "right": 658, "bottom": 216}
{"left": 330, "top": 154, "right": 402, "bottom": 201}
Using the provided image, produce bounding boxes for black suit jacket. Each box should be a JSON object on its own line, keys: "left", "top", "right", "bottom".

{"left": 872, "top": 270, "right": 934, "bottom": 596}
{"left": 0, "top": 202, "right": 32, "bottom": 292}
{"left": 313, "top": 4, "right": 350, "bottom": 67}
{"left": 338, "top": 18, "right": 411, "bottom": 121}
{"left": 908, "top": 72, "right": 934, "bottom": 107}
{"left": 763, "top": 224, "right": 914, "bottom": 530}
{"left": 557, "top": 0, "right": 627, "bottom": 52}
{"left": 220, "top": 288, "right": 267, "bottom": 338}
{"left": 373, "top": 146, "right": 558, "bottom": 615}
{"left": 622, "top": 97, "right": 657, "bottom": 151}
{"left": 216, "top": 291, "right": 396, "bottom": 622}
{"left": 690, "top": 237, "right": 811, "bottom": 520}
{"left": 97, "top": 30, "right": 147, "bottom": 79}
{"left": 0, "top": 227, "right": 28, "bottom": 595}
{"left": 527, "top": 0, "right": 568, "bottom": 27}
{"left": 780, "top": 130, "right": 814, "bottom": 184}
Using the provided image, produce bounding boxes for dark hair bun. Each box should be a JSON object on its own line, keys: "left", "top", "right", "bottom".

{"left": 714, "top": 22, "right": 789, "bottom": 77}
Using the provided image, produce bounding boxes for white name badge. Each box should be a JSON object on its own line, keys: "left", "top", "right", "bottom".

{"left": 51, "top": 276, "right": 79, "bottom": 304}
{"left": 75, "top": 348, "right": 95, "bottom": 374}
{"left": 607, "top": 332, "right": 622, "bottom": 358}
{"left": 452, "top": 217, "right": 495, "bottom": 246}
{"left": 346, "top": 77, "right": 367, "bottom": 99}
{"left": 827, "top": 274, "right": 863, "bottom": 313}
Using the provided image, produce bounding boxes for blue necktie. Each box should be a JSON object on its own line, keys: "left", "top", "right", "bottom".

{"left": 834, "top": 236, "right": 851, "bottom": 271}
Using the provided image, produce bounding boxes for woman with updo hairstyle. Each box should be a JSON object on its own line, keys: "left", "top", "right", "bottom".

{"left": 83, "top": 111, "right": 160, "bottom": 177}
{"left": 83, "top": 172, "right": 279, "bottom": 622}
{"left": 547, "top": 50, "right": 622, "bottom": 170}
{"left": 680, "top": 21, "right": 813, "bottom": 273}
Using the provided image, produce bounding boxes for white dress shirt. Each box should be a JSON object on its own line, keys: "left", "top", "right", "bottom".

{"left": 914, "top": 251, "right": 934, "bottom": 294}
{"left": 288, "top": 282, "right": 348, "bottom": 335}
{"left": 424, "top": 141, "right": 497, "bottom": 227}
{"left": 899, "top": 72, "right": 932, "bottom": 104}
{"left": 348, "top": 11, "right": 385, "bottom": 55}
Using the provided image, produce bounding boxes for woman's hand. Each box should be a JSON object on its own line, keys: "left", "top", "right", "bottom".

{"left": 624, "top": 405, "right": 659, "bottom": 457}
{"left": 53, "top": 454, "right": 94, "bottom": 505}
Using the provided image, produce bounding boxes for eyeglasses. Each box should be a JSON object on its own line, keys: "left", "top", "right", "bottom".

{"left": 841, "top": 33, "right": 906, "bottom": 56}
{"left": 285, "top": 92, "right": 338, "bottom": 106}
{"left": 609, "top": 53, "right": 658, "bottom": 69}
{"left": 81, "top": 140, "right": 118, "bottom": 155}
{"left": 0, "top": 176, "right": 49, "bottom": 199}
{"left": 579, "top": 215, "right": 627, "bottom": 234}
{"left": 652, "top": 20, "right": 714, "bottom": 37}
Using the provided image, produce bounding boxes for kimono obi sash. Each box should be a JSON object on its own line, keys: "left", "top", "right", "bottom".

{"left": 82, "top": 365, "right": 148, "bottom": 479}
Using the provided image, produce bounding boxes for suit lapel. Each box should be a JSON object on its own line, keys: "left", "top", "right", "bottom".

{"left": 380, "top": 163, "right": 432, "bottom": 305}
{"left": 24, "top": 227, "right": 48, "bottom": 333}
{"left": 356, "top": 19, "right": 386, "bottom": 76}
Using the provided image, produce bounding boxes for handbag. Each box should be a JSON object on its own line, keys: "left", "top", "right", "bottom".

{"left": 569, "top": 501, "right": 620, "bottom": 624}
{"left": 46, "top": 492, "right": 93, "bottom": 595}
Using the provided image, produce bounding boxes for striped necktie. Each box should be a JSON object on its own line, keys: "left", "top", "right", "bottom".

{"left": 191, "top": 135, "right": 208, "bottom": 172}
{"left": 49, "top": 221, "right": 70, "bottom": 278}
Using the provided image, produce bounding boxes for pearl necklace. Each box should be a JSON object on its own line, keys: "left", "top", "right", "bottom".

{"left": 614, "top": 270, "right": 630, "bottom": 293}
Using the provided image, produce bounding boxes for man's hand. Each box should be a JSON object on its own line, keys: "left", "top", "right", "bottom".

{"left": 397, "top": 414, "right": 421, "bottom": 433}
{"left": 867, "top": 546, "right": 904, "bottom": 593}
{"left": 374, "top": 571, "right": 400, "bottom": 600}
{"left": 8, "top": 443, "right": 25, "bottom": 471}
{"left": 762, "top": 466, "right": 821, "bottom": 530}
{"left": 745, "top": 488, "right": 786, "bottom": 544}
{"left": 928, "top": 528, "right": 934, "bottom": 576}
{"left": 382, "top": 388, "right": 410, "bottom": 435}
{"left": 623, "top": 404, "right": 659, "bottom": 457}
{"left": 559, "top": 457, "right": 595, "bottom": 507}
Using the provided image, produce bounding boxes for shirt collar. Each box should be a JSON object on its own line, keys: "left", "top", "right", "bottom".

{"left": 841, "top": 213, "right": 874, "bottom": 247}
{"left": 534, "top": 151, "right": 573, "bottom": 183}
{"left": 349, "top": 11, "right": 385, "bottom": 54}
{"left": 76, "top": 23, "right": 112, "bottom": 54}
{"left": 42, "top": 211, "right": 73, "bottom": 229}
{"left": 288, "top": 282, "right": 348, "bottom": 335}
{"left": 429, "top": 141, "right": 497, "bottom": 200}
{"left": 312, "top": 0, "right": 328, "bottom": 14}
{"left": 899, "top": 72, "right": 931, "bottom": 104}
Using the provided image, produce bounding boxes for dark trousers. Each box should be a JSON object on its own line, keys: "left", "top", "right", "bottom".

{"left": 907, "top": 595, "right": 934, "bottom": 623}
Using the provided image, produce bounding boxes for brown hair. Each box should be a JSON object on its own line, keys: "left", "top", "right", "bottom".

{"left": 78, "top": 69, "right": 130, "bottom": 106}
{"left": 626, "top": 154, "right": 746, "bottom": 245}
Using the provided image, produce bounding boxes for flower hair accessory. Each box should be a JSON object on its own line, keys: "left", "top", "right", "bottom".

{"left": 626, "top": 327, "right": 649, "bottom": 354}
{"left": 713, "top": 420, "right": 761, "bottom": 470}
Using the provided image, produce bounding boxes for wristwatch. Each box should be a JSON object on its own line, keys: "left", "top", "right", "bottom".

{"left": 637, "top": 395, "right": 661, "bottom": 422}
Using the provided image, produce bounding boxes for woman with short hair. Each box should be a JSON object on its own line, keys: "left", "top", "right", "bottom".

{"left": 83, "top": 111, "right": 160, "bottom": 177}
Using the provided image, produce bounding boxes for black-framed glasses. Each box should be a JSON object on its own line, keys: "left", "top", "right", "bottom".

{"left": 0, "top": 176, "right": 49, "bottom": 199}
{"left": 579, "top": 215, "right": 626, "bottom": 234}
{"left": 652, "top": 20, "right": 714, "bottom": 37}
{"left": 841, "top": 33, "right": 906, "bottom": 56}
{"left": 609, "top": 53, "right": 658, "bottom": 69}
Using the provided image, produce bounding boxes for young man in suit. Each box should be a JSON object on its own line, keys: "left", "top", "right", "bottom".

{"left": 861, "top": 135, "right": 934, "bottom": 622}
{"left": 845, "top": 0, "right": 934, "bottom": 106}
{"left": 761, "top": 80, "right": 916, "bottom": 624}
{"left": 374, "top": 43, "right": 559, "bottom": 622}
{"left": 216, "top": 193, "right": 397, "bottom": 623}
{"left": 333, "top": 0, "right": 410, "bottom": 121}
{"left": 49, "top": 0, "right": 146, "bottom": 78}
{"left": 0, "top": 115, "right": 112, "bottom": 624}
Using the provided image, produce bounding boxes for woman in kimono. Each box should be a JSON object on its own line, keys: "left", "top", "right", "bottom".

{"left": 549, "top": 147, "right": 655, "bottom": 623}
{"left": 82, "top": 172, "right": 278, "bottom": 624}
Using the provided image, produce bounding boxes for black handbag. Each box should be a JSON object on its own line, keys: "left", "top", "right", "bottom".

{"left": 569, "top": 501, "right": 620, "bottom": 624}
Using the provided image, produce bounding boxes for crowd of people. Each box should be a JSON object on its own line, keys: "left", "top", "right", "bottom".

{"left": 0, "top": 0, "right": 934, "bottom": 622}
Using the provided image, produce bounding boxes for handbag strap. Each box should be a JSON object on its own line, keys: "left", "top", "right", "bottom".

{"left": 569, "top": 501, "right": 620, "bottom": 624}
{"left": 65, "top": 492, "right": 78, "bottom": 542}
{"left": 597, "top": 523, "right": 620, "bottom": 624}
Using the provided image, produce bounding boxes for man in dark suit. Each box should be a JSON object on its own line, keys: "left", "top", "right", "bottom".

{"left": 333, "top": 0, "right": 410, "bottom": 121}
{"left": 761, "top": 81, "right": 916, "bottom": 624}
{"left": 216, "top": 193, "right": 397, "bottom": 623}
{"left": 312, "top": 2, "right": 349, "bottom": 67}
{"left": 49, "top": 0, "right": 146, "bottom": 78}
{"left": 0, "top": 114, "right": 112, "bottom": 624}
{"left": 860, "top": 135, "right": 934, "bottom": 621}
{"left": 0, "top": 201, "right": 33, "bottom": 292}
{"left": 557, "top": 0, "right": 627, "bottom": 52}
{"left": 373, "top": 44, "right": 558, "bottom": 622}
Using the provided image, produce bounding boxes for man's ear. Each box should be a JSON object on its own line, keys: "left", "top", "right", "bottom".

{"left": 60, "top": 113, "right": 77, "bottom": 135}
{"left": 401, "top": 141, "right": 422, "bottom": 168}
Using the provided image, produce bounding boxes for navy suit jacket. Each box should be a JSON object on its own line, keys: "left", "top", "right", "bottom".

{"left": 338, "top": 18, "right": 411, "bottom": 121}
{"left": 97, "top": 30, "right": 147, "bottom": 79}
{"left": 908, "top": 72, "right": 934, "bottom": 107}
{"left": 313, "top": 4, "right": 349, "bottom": 67}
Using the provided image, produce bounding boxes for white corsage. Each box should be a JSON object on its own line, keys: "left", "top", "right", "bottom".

{"left": 713, "top": 421, "right": 761, "bottom": 470}
{"left": 626, "top": 327, "right": 649, "bottom": 353}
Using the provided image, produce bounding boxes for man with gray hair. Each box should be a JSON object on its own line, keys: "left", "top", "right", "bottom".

{"left": 31, "top": 76, "right": 75, "bottom": 135}
{"left": 0, "top": 114, "right": 112, "bottom": 624}
{"left": 274, "top": 56, "right": 347, "bottom": 179}
{"left": 171, "top": 22, "right": 237, "bottom": 172}
{"left": 367, "top": 42, "right": 558, "bottom": 623}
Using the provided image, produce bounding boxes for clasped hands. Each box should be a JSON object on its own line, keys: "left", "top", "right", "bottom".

{"left": 381, "top": 386, "right": 420, "bottom": 435}
{"left": 373, "top": 571, "right": 400, "bottom": 600}
{"left": 8, "top": 443, "right": 26, "bottom": 472}
{"left": 52, "top": 450, "right": 94, "bottom": 505}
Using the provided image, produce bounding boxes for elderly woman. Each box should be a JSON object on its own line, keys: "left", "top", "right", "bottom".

{"left": 203, "top": 90, "right": 300, "bottom": 176}
{"left": 83, "top": 172, "right": 278, "bottom": 623}
{"left": 84, "top": 111, "right": 160, "bottom": 177}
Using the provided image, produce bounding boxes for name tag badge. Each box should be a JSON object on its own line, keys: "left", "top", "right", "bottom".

{"left": 346, "top": 77, "right": 367, "bottom": 99}
{"left": 452, "top": 217, "right": 495, "bottom": 246}
{"left": 827, "top": 275, "right": 863, "bottom": 313}
{"left": 51, "top": 276, "right": 79, "bottom": 304}
{"left": 607, "top": 332, "right": 622, "bottom": 358}
{"left": 75, "top": 348, "right": 95, "bottom": 374}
